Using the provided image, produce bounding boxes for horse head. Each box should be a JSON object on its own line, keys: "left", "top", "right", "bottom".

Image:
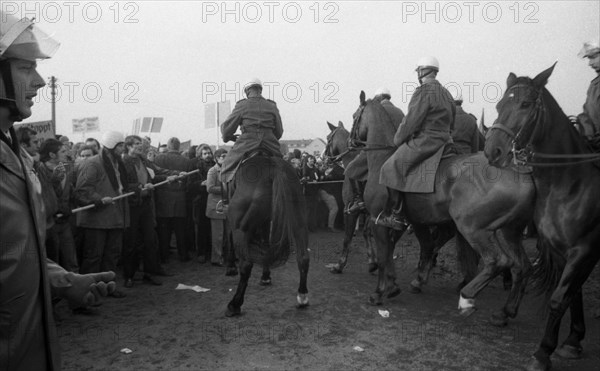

{"left": 350, "top": 90, "right": 396, "bottom": 147}
{"left": 484, "top": 63, "right": 556, "bottom": 168}
{"left": 324, "top": 120, "right": 349, "bottom": 161}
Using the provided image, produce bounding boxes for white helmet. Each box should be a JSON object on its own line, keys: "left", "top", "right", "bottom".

{"left": 243, "top": 77, "right": 262, "bottom": 91}
{"left": 0, "top": 12, "right": 60, "bottom": 61}
{"left": 415, "top": 56, "right": 440, "bottom": 72}
{"left": 374, "top": 87, "right": 391, "bottom": 97}
{"left": 578, "top": 40, "right": 600, "bottom": 58}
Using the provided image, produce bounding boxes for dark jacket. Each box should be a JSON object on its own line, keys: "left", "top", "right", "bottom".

{"left": 153, "top": 150, "right": 193, "bottom": 218}
{"left": 452, "top": 105, "right": 479, "bottom": 154}
{"left": 380, "top": 79, "right": 455, "bottom": 193}
{"left": 220, "top": 92, "right": 283, "bottom": 183}
{"left": 74, "top": 149, "right": 130, "bottom": 229}
{"left": 578, "top": 75, "right": 600, "bottom": 138}
{"left": 122, "top": 154, "right": 177, "bottom": 207}
{"left": 1, "top": 135, "right": 65, "bottom": 371}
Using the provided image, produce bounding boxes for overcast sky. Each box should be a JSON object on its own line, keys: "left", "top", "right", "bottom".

{"left": 9, "top": 0, "right": 600, "bottom": 145}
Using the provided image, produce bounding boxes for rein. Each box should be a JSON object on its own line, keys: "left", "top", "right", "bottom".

{"left": 490, "top": 85, "right": 600, "bottom": 167}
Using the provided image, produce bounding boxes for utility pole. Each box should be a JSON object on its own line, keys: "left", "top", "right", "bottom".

{"left": 49, "top": 76, "right": 57, "bottom": 134}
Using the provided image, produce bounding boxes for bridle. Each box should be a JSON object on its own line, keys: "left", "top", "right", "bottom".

{"left": 489, "top": 84, "right": 600, "bottom": 167}
{"left": 348, "top": 101, "right": 396, "bottom": 152}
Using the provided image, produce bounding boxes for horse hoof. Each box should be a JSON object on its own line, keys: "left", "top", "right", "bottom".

{"left": 489, "top": 312, "right": 508, "bottom": 327}
{"left": 259, "top": 279, "right": 272, "bottom": 286}
{"left": 459, "top": 307, "right": 477, "bottom": 317}
{"left": 296, "top": 294, "right": 309, "bottom": 308}
{"left": 409, "top": 279, "right": 422, "bottom": 294}
{"left": 368, "top": 263, "right": 377, "bottom": 273}
{"left": 330, "top": 264, "right": 343, "bottom": 274}
{"left": 526, "top": 356, "right": 551, "bottom": 371}
{"left": 386, "top": 286, "right": 401, "bottom": 298}
{"left": 225, "top": 306, "right": 241, "bottom": 317}
{"left": 368, "top": 294, "right": 383, "bottom": 306}
{"left": 555, "top": 344, "right": 582, "bottom": 359}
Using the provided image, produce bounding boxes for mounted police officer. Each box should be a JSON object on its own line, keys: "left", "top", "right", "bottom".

{"left": 577, "top": 40, "right": 600, "bottom": 141}
{"left": 219, "top": 78, "right": 284, "bottom": 211}
{"left": 376, "top": 57, "right": 455, "bottom": 230}
{"left": 345, "top": 87, "right": 404, "bottom": 213}
{"left": 451, "top": 90, "right": 480, "bottom": 154}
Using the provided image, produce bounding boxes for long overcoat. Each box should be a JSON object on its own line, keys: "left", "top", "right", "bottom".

{"left": 345, "top": 99, "right": 404, "bottom": 181}
{"left": 380, "top": 79, "right": 455, "bottom": 193}
{"left": 220, "top": 93, "right": 283, "bottom": 183}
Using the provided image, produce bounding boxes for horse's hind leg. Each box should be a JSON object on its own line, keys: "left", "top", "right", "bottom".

{"left": 490, "top": 229, "right": 531, "bottom": 327}
{"left": 330, "top": 212, "right": 358, "bottom": 274}
{"left": 260, "top": 266, "right": 271, "bottom": 286}
{"left": 226, "top": 258, "right": 253, "bottom": 317}
{"left": 362, "top": 216, "right": 377, "bottom": 273}
{"left": 555, "top": 290, "right": 585, "bottom": 359}
{"left": 369, "top": 225, "right": 401, "bottom": 305}
{"left": 410, "top": 224, "right": 436, "bottom": 294}
{"left": 295, "top": 233, "right": 310, "bottom": 308}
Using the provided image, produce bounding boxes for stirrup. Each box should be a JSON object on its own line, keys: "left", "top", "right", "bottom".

{"left": 374, "top": 210, "right": 407, "bottom": 231}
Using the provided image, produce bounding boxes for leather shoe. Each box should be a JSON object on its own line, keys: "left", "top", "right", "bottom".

{"left": 124, "top": 278, "right": 134, "bottom": 288}
{"left": 143, "top": 275, "right": 162, "bottom": 286}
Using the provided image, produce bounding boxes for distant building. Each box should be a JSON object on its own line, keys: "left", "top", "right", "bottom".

{"left": 280, "top": 138, "right": 326, "bottom": 156}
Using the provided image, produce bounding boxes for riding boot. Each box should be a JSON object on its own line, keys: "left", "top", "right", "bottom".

{"left": 375, "top": 188, "right": 408, "bottom": 231}
{"left": 216, "top": 182, "right": 229, "bottom": 214}
{"left": 346, "top": 180, "right": 366, "bottom": 214}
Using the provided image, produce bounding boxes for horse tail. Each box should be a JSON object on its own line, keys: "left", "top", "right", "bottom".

{"left": 531, "top": 238, "right": 565, "bottom": 302}
{"left": 269, "top": 159, "right": 308, "bottom": 266}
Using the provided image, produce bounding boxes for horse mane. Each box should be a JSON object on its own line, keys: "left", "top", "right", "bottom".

{"left": 539, "top": 87, "right": 590, "bottom": 152}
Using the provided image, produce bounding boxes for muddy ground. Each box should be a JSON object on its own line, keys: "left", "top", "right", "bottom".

{"left": 56, "top": 230, "right": 600, "bottom": 371}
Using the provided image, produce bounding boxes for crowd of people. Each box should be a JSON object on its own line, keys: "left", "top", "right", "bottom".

{"left": 14, "top": 127, "right": 348, "bottom": 299}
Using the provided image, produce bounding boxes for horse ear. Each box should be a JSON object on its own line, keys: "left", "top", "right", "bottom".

{"left": 360, "top": 91, "right": 366, "bottom": 105}
{"left": 507, "top": 73, "right": 518, "bottom": 88}
{"left": 327, "top": 121, "right": 336, "bottom": 131}
{"left": 532, "top": 62, "right": 557, "bottom": 89}
{"left": 338, "top": 121, "right": 344, "bottom": 129}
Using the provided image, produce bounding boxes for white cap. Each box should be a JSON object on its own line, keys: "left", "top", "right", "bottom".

{"left": 374, "top": 87, "right": 391, "bottom": 97}
{"left": 578, "top": 40, "right": 600, "bottom": 58}
{"left": 244, "top": 77, "right": 262, "bottom": 91}
{"left": 101, "top": 130, "right": 125, "bottom": 149}
{"left": 415, "top": 56, "right": 440, "bottom": 71}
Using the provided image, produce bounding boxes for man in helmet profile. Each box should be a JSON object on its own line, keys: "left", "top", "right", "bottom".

{"left": 1, "top": 12, "right": 116, "bottom": 370}
{"left": 376, "top": 57, "right": 455, "bottom": 230}
{"left": 218, "top": 78, "right": 284, "bottom": 211}
{"left": 577, "top": 40, "right": 600, "bottom": 141}
{"left": 345, "top": 87, "right": 404, "bottom": 214}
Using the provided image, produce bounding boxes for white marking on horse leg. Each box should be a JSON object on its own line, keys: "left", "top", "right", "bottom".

{"left": 297, "top": 294, "right": 309, "bottom": 306}
{"left": 458, "top": 295, "right": 475, "bottom": 310}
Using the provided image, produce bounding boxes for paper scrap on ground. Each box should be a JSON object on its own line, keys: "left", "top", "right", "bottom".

{"left": 120, "top": 348, "right": 132, "bottom": 354}
{"left": 175, "top": 283, "right": 210, "bottom": 293}
{"left": 353, "top": 346, "right": 364, "bottom": 352}
{"left": 324, "top": 263, "right": 337, "bottom": 269}
{"left": 378, "top": 309, "right": 390, "bottom": 318}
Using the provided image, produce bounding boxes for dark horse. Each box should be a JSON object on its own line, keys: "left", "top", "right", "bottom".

{"left": 353, "top": 91, "right": 535, "bottom": 327}
{"left": 485, "top": 64, "right": 600, "bottom": 371}
{"left": 225, "top": 154, "right": 310, "bottom": 316}
{"left": 322, "top": 121, "right": 376, "bottom": 273}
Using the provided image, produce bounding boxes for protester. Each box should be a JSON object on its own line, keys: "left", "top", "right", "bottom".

{"left": 205, "top": 148, "right": 229, "bottom": 266}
